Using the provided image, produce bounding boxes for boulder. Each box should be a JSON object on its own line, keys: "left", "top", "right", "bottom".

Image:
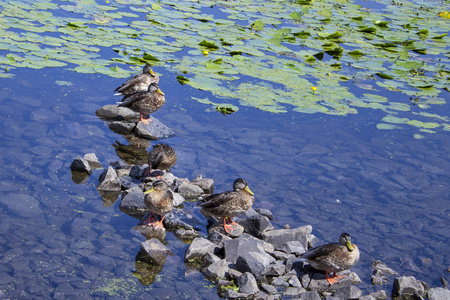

{"left": 235, "top": 251, "right": 276, "bottom": 278}
{"left": 190, "top": 175, "right": 214, "bottom": 194}
{"left": 177, "top": 181, "right": 205, "bottom": 199}
{"left": 238, "top": 272, "right": 259, "bottom": 295}
{"left": 95, "top": 104, "right": 138, "bottom": 120}
{"left": 134, "top": 117, "right": 175, "bottom": 140}
{"left": 235, "top": 210, "right": 274, "bottom": 237}
{"left": 299, "top": 290, "right": 321, "bottom": 300}
{"left": 185, "top": 237, "right": 218, "bottom": 264}
{"left": 119, "top": 191, "right": 146, "bottom": 216}
{"left": 83, "top": 153, "right": 102, "bottom": 169}
{"left": 334, "top": 285, "right": 362, "bottom": 300}
{"left": 140, "top": 238, "right": 174, "bottom": 265}
{"left": 428, "top": 287, "right": 450, "bottom": 300}
{"left": 109, "top": 121, "right": 135, "bottom": 135}
{"left": 260, "top": 225, "right": 313, "bottom": 251}
{"left": 97, "top": 166, "right": 121, "bottom": 192}
{"left": 70, "top": 156, "right": 92, "bottom": 174}
{"left": 392, "top": 276, "right": 425, "bottom": 298}
{"left": 202, "top": 259, "right": 233, "bottom": 281}
{"left": 223, "top": 236, "right": 266, "bottom": 264}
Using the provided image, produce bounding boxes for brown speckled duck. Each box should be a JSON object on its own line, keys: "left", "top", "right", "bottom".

{"left": 114, "top": 65, "right": 159, "bottom": 96}
{"left": 143, "top": 180, "right": 173, "bottom": 230}
{"left": 118, "top": 82, "right": 165, "bottom": 124}
{"left": 300, "top": 233, "right": 360, "bottom": 285}
{"left": 145, "top": 143, "right": 177, "bottom": 177}
{"left": 198, "top": 178, "right": 254, "bottom": 234}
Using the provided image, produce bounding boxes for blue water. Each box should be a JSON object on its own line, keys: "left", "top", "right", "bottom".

{"left": 0, "top": 65, "right": 448, "bottom": 298}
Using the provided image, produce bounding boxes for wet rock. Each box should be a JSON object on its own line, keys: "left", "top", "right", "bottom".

{"left": 97, "top": 166, "right": 121, "bottom": 192}
{"left": 208, "top": 221, "right": 244, "bottom": 238}
{"left": 270, "top": 250, "right": 295, "bottom": 261}
{"left": 203, "top": 252, "right": 221, "bottom": 266}
{"left": 307, "top": 271, "right": 361, "bottom": 291}
{"left": 176, "top": 181, "right": 204, "bottom": 199}
{"left": 134, "top": 118, "right": 175, "bottom": 140}
{"left": 428, "top": 287, "right": 450, "bottom": 300}
{"left": 223, "top": 288, "right": 250, "bottom": 299}
{"left": 217, "top": 280, "right": 238, "bottom": 298}
{"left": 235, "top": 251, "right": 276, "bottom": 278}
{"left": 109, "top": 121, "right": 135, "bottom": 135}
{"left": 185, "top": 237, "right": 218, "bottom": 264}
{"left": 260, "top": 225, "right": 313, "bottom": 251}
{"left": 119, "top": 175, "right": 141, "bottom": 190}
{"left": 279, "top": 240, "right": 306, "bottom": 255}
{"left": 223, "top": 236, "right": 266, "bottom": 264}
{"left": 370, "top": 290, "right": 387, "bottom": 299}
{"left": 172, "top": 228, "right": 200, "bottom": 243}
{"left": 164, "top": 209, "right": 197, "bottom": 231}
{"left": 140, "top": 238, "right": 174, "bottom": 265}
{"left": 371, "top": 270, "right": 389, "bottom": 285}
{"left": 360, "top": 296, "right": 376, "bottom": 300}
{"left": 284, "top": 287, "right": 306, "bottom": 297}
{"left": 234, "top": 210, "right": 274, "bottom": 237}
{"left": 392, "top": 276, "right": 425, "bottom": 298}
{"left": 132, "top": 224, "right": 166, "bottom": 241}
{"left": 119, "top": 191, "right": 146, "bottom": 216}
{"left": 202, "top": 259, "right": 233, "bottom": 281}
{"left": 263, "top": 260, "right": 286, "bottom": 277}
{"left": 371, "top": 260, "right": 398, "bottom": 275}
{"left": 172, "top": 192, "right": 185, "bottom": 207}
{"left": 83, "top": 153, "right": 102, "bottom": 169}
{"left": 208, "top": 231, "right": 232, "bottom": 248}
{"left": 130, "top": 164, "right": 147, "bottom": 178}
{"left": 299, "top": 290, "right": 321, "bottom": 300}
{"left": 261, "top": 282, "right": 277, "bottom": 294}
{"left": 238, "top": 272, "right": 259, "bottom": 295}
{"left": 334, "top": 285, "right": 362, "bottom": 299}
{"left": 255, "top": 208, "right": 274, "bottom": 220}
{"left": 95, "top": 104, "right": 138, "bottom": 120}
{"left": 190, "top": 175, "right": 214, "bottom": 194}
{"left": 70, "top": 156, "right": 92, "bottom": 174}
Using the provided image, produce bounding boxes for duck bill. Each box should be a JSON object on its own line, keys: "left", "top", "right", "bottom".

{"left": 144, "top": 187, "right": 155, "bottom": 194}
{"left": 157, "top": 88, "right": 165, "bottom": 96}
{"left": 346, "top": 240, "right": 354, "bottom": 251}
{"left": 244, "top": 186, "right": 254, "bottom": 196}
{"left": 149, "top": 69, "right": 156, "bottom": 76}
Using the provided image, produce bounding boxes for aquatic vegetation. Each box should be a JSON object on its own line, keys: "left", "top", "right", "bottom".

{"left": 0, "top": 0, "right": 448, "bottom": 132}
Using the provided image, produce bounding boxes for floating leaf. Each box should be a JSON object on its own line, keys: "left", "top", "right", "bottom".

{"left": 216, "top": 104, "right": 238, "bottom": 116}
{"left": 376, "top": 73, "right": 394, "bottom": 80}
{"left": 176, "top": 75, "right": 189, "bottom": 85}
{"left": 199, "top": 40, "right": 219, "bottom": 50}
{"left": 251, "top": 20, "right": 264, "bottom": 31}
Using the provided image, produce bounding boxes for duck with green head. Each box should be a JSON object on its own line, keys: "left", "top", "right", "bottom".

{"left": 197, "top": 178, "right": 254, "bottom": 234}
{"left": 300, "top": 232, "right": 360, "bottom": 285}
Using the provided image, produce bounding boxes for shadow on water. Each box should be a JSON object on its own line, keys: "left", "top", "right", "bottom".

{"left": 0, "top": 65, "right": 449, "bottom": 299}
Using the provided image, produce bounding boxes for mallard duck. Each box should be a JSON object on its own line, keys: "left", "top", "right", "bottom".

{"left": 145, "top": 143, "right": 177, "bottom": 177}
{"left": 114, "top": 65, "right": 159, "bottom": 96}
{"left": 143, "top": 180, "right": 174, "bottom": 230}
{"left": 118, "top": 83, "right": 165, "bottom": 124}
{"left": 198, "top": 178, "right": 254, "bottom": 234}
{"left": 300, "top": 233, "right": 360, "bottom": 285}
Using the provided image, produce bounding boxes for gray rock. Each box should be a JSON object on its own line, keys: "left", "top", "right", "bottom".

{"left": 370, "top": 289, "right": 388, "bottom": 300}
{"left": 177, "top": 181, "right": 204, "bottom": 199}
{"left": 132, "top": 224, "right": 166, "bottom": 241}
{"left": 172, "top": 228, "right": 200, "bottom": 242}
{"left": 190, "top": 175, "right": 214, "bottom": 194}
{"left": 235, "top": 212, "right": 274, "bottom": 237}
{"left": 172, "top": 192, "right": 185, "bottom": 207}
{"left": 208, "top": 230, "right": 232, "bottom": 247}
{"left": 184, "top": 237, "right": 217, "bottom": 264}
{"left": 284, "top": 287, "right": 306, "bottom": 297}
{"left": 371, "top": 260, "right": 398, "bottom": 275}
{"left": 130, "top": 164, "right": 147, "bottom": 178}
{"left": 334, "top": 285, "right": 362, "bottom": 299}
{"left": 371, "top": 269, "right": 389, "bottom": 285}
{"left": 300, "top": 290, "right": 321, "bottom": 300}
{"left": 270, "top": 250, "right": 295, "bottom": 261}
{"left": 164, "top": 209, "right": 197, "bottom": 231}
{"left": 238, "top": 272, "right": 259, "bottom": 295}
{"left": 263, "top": 260, "right": 286, "bottom": 277}
{"left": 140, "top": 238, "right": 174, "bottom": 265}
{"left": 260, "top": 282, "right": 277, "bottom": 294}
{"left": 109, "top": 121, "right": 135, "bottom": 134}
{"left": 279, "top": 240, "right": 306, "bottom": 255}
{"left": 272, "top": 276, "right": 290, "bottom": 287}
{"left": 223, "top": 288, "right": 251, "bottom": 299}
{"left": 208, "top": 221, "right": 244, "bottom": 238}
{"left": 260, "top": 225, "right": 312, "bottom": 251}
{"left": 119, "top": 175, "right": 141, "bottom": 190}
{"left": 95, "top": 104, "right": 138, "bottom": 120}
{"left": 254, "top": 291, "right": 280, "bottom": 300}
{"left": 235, "top": 251, "right": 276, "bottom": 277}
{"left": 288, "top": 275, "right": 302, "bottom": 287}
{"left": 255, "top": 208, "right": 274, "bottom": 220}
{"left": 70, "top": 156, "right": 92, "bottom": 174}
{"left": 228, "top": 268, "right": 243, "bottom": 281}
{"left": 83, "top": 153, "right": 102, "bottom": 169}
{"left": 203, "top": 252, "right": 221, "bottom": 266}
{"left": 392, "top": 276, "right": 425, "bottom": 298}
{"left": 97, "top": 166, "right": 121, "bottom": 192}
{"left": 134, "top": 117, "right": 175, "bottom": 140}
{"left": 428, "top": 287, "right": 450, "bottom": 300}
{"left": 223, "top": 236, "right": 266, "bottom": 264}
{"left": 202, "top": 259, "right": 233, "bottom": 281}
{"left": 359, "top": 296, "right": 376, "bottom": 300}
{"left": 119, "top": 191, "right": 146, "bottom": 216}
{"left": 307, "top": 271, "right": 361, "bottom": 290}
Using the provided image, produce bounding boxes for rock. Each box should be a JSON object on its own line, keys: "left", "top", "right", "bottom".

{"left": 428, "top": 287, "right": 450, "bottom": 300}
{"left": 228, "top": 269, "right": 243, "bottom": 281}
{"left": 95, "top": 104, "right": 138, "bottom": 120}
{"left": 119, "top": 191, "right": 146, "bottom": 216}
{"left": 307, "top": 271, "right": 361, "bottom": 290}
{"left": 334, "top": 285, "right": 362, "bottom": 299}
{"left": 263, "top": 260, "right": 286, "bottom": 277}
{"left": 260, "top": 282, "right": 277, "bottom": 294}
{"left": 235, "top": 251, "right": 276, "bottom": 278}
{"left": 270, "top": 250, "right": 295, "bottom": 261}
{"left": 392, "top": 276, "right": 425, "bottom": 298}
{"left": 172, "top": 192, "right": 185, "bottom": 207}
{"left": 359, "top": 296, "right": 376, "bottom": 300}
{"left": 184, "top": 237, "right": 218, "bottom": 264}
{"left": 234, "top": 210, "right": 274, "bottom": 237}
{"left": 203, "top": 252, "right": 221, "bottom": 266}
{"left": 140, "top": 238, "right": 174, "bottom": 265}
{"left": 223, "top": 236, "right": 266, "bottom": 264}
{"left": 371, "top": 269, "right": 389, "bottom": 285}
{"left": 208, "top": 230, "right": 232, "bottom": 248}
{"left": 371, "top": 260, "right": 398, "bottom": 275}
{"left": 190, "top": 175, "right": 214, "bottom": 194}
{"left": 164, "top": 209, "right": 197, "bottom": 231}
{"left": 299, "top": 290, "right": 321, "bottom": 300}
{"left": 260, "top": 225, "right": 313, "bottom": 251}
{"left": 130, "top": 164, "right": 147, "bottom": 178}
{"left": 0, "top": 194, "right": 43, "bottom": 218}
{"left": 202, "top": 259, "right": 233, "bottom": 281}
{"left": 223, "top": 288, "right": 251, "bottom": 299}
{"left": 177, "top": 181, "right": 204, "bottom": 199}
{"left": 70, "top": 156, "right": 92, "bottom": 174}
{"left": 370, "top": 290, "right": 387, "bottom": 300}
{"left": 238, "top": 272, "right": 259, "bottom": 295}
{"left": 134, "top": 117, "right": 175, "bottom": 140}
{"left": 132, "top": 224, "right": 166, "bottom": 241}
{"left": 208, "top": 221, "right": 244, "bottom": 238}
{"left": 119, "top": 175, "right": 141, "bottom": 190}
{"left": 255, "top": 208, "right": 274, "bottom": 220}
{"left": 279, "top": 240, "right": 306, "bottom": 255}
{"left": 284, "top": 287, "right": 306, "bottom": 297}
{"left": 287, "top": 275, "right": 302, "bottom": 288}
{"left": 109, "top": 121, "right": 135, "bottom": 135}
{"left": 172, "top": 228, "right": 200, "bottom": 243}
{"left": 272, "top": 276, "right": 290, "bottom": 287}
{"left": 97, "top": 166, "right": 121, "bottom": 192}
{"left": 83, "top": 153, "right": 102, "bottom": 169}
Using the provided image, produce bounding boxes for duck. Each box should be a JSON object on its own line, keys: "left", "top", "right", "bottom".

{"left": 114, "top": 65, "right": 159, "bottom": 96}
{"left": 143, "top": 180, "right": 174, "bottom": 230}
{"left": 197, "top": 178, "right": 254, "bottom": 234}
{"left": 299, "top": 232, "right": 360, "bottom": 286}
{"left": 144, "top": 143, "right": 177, "bottom": 177}
{"left": 118, "top": 82, "right": 165, "bottom": 125}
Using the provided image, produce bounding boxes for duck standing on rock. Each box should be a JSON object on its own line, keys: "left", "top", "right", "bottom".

{"left": 299, "top": 232, "right": 360, "bottom": 286}
{"left": 197, "top": 178, "right": 254, "bottom": 234}
{"left": 144, "top": 143, "right": 177, "bottom": 178}
{"left": 118, "top": 82, "right": 165, "bottom": 125}
{"left": 114, "top": 65, "right": 159, "bottom": 96}
{"left": 143, "top": 180, "right": 174, "bottom": 230}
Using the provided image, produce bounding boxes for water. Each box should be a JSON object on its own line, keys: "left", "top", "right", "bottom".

{"left": 0, "top": 65, "right": 448, "bottom": 298}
